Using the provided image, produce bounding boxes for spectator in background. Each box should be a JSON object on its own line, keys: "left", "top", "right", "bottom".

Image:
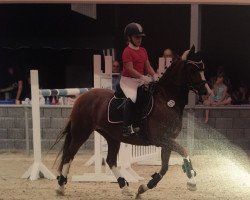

{"left": 163, "top": 48, "right": 173, "bottom": 69}
{"left": 0, "top": 66, "right": 30, "bottom": 104}
{"left": 112, "top": 60, "right": 120, "bottom": 73}
{"left": 163, "top": 48, "right": 179, "bottom": 68}
{"left": 231, "top": 83, "right": 249, "bottom": 105}
{"left": 22, "top": 74, "right": 31, "bottom": 100}
{"left": 157, "top": 48, "right": 178, "bottom": 78}
{"left": 209, "top": 65, "right": 231, "bottom": 89}
{"left": 163, "top": 48, "right": 174, "bottom": 58}
{"left": 203, "top": 73, "right": 231, "bottom": 123}
{"left": 112, "top": 60, "right": 121, "bottom": 91}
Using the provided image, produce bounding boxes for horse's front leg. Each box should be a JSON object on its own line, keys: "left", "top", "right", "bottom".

{"left": 136, "top": 147, "right": 171, "bottom": 198}
{"left": 104, "top": 135, "right": 134, "bottom": 196}
{"left": 165, "top": 138, "right": 197, "bottom": 191}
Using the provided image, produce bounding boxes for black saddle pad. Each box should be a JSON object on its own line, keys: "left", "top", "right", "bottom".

{"left": 108, "top": 91, "right": 154, "bottom": 124}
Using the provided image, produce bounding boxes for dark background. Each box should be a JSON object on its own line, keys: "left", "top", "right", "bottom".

{"left": 201, "top": 5, "right": 250, "bottom": 88}
{"left": 97, "top": 4, "right": 191, "bottom": 66}
{"left": 0, "top": 4, "right": 249, "bottom": 89}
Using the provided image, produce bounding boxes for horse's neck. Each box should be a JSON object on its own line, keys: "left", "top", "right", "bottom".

{"left": 157, "top": 64, "right": 189, "bottom": 112}
{"left": 157, "top": 85, "right": 188, "bottom": 109}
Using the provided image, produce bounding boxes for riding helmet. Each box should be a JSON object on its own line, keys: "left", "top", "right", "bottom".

{"left": 124, "top": 22, "right": 146, "bottom": 37}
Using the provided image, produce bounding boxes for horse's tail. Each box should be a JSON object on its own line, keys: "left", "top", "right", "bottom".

{"left": 51, "top": 119, "right": 72, "bottom": 171}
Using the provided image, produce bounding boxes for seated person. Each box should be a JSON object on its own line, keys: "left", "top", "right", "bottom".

{"left": 231, "top": 83, "right": 249, "bottom": 105}
{"left": 0, "top": 66, "right": 30, "bottom": 104}
{"left": 208, "top": 65, "right": 231, "bottom": 90}
{"left": 203, "top": 73, "right": 231, "bottom": 123}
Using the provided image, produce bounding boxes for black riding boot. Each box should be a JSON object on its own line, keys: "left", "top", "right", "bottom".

{"left": 122, "top": 98, "right": 139, "bottom": 136}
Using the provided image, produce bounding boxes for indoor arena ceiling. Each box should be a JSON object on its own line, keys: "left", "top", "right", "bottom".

{"left": 0, "top": 0, "right": 250, "bottom": 5}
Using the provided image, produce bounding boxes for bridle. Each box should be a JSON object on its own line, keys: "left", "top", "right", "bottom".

{"left": 156, "top": 59, "right": 207, "bottom": 95}
{"left": 186, "top": 60, "right": 204, "bottom": 71}
{"left": 186, "top": 60, "right": 207, "bottom": 94}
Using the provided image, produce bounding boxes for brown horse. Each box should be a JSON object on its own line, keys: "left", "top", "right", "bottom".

{"left": 54, "top": 46, "right": 210, "bottom": 197}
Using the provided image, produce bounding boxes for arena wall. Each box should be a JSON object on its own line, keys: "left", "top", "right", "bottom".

{"left": 0, "top": 105, "right": 250, "bottom": 153}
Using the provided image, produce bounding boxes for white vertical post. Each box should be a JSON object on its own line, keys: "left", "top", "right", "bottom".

{"left": 111, "top": 48, "right": 115, "bottom": 61}
{"left": 188, "top": 5, "right": 201, "bottom": 155}
{"left": 93, "top": 55, "right": 103, "bottom": 173}
{"left": 189, "top": 4, "right": 201, "bottom": 106}
{"left": 190, "top": 4, "right": 201, "bottom": 50}
{"left": 106, "top": 49, "right": 111, "bottom": 56}
{"left": 94, "top": 131, "right": 102, "bottom": 174}
{"left": 22, "top": 70, "right": 55, "bottom": 180}
{"left": 24, "top": 105, "right": 30, "bottom": 155}
{"left": 72, "top": 55, "right": 116, "bottom": 182}
{"left": 104, "top": 56, "right": 112, "bottom": 75}
{"left": 87, "top": 54, "right": 112, "bottom": 173}
{"left": 157, "top": 57, "right": 165, "bottom": 77}
{"left": 159, "top": 57, "right": 165, "bottom": 69}
{"left": 187, "top": 110, "right": 195, "bottom": 155}
{"left": 31, "top": 70, "right": 42, "bottom": 163}
{"left": 94, "top": 54, "right": 102, "bottom": 87}
{"left": 118, "top": 143, "right": 143, "bottom": 182}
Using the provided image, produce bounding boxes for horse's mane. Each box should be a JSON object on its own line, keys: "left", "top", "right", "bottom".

{"left": 158, "top": 58, "right": 184, "bottom": 88}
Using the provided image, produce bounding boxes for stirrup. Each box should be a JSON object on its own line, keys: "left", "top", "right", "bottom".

{"left": 122, "top": 125, "right": 139, "bottom": 137}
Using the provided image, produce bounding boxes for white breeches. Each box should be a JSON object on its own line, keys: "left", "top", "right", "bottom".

{"left": 120, "top": 76, "right": 142, "bottom": 103}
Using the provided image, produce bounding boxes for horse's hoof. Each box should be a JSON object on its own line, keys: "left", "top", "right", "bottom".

{"left": 55, "top": 185, "right": 65, "bottom": 196}
{"left": 139, "top": 184, "right": 149, "bottom": 195}
{"left": 122, "top": 185, "right": 134, "bottom": 196}
{"left": 187, "top": 182, "right": 197, "bottom": 191}
{"left": 135, "top": 193, "right": 142, "bottom": 199}
{"left": 136, "top": 184, "right": 149, "bottom": 199}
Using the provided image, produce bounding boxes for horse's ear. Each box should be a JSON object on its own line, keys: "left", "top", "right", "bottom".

{"left": 181, "top": 50, "right": 190, "bottom": 61}
{"left": 181, "top": 45, "right": 196, "bottom": 61}
{"left": 189, "top": 45, "right": 196, "bottom": 55}
{"left": 186, "top": 45, "right": 196, "bottom": 61}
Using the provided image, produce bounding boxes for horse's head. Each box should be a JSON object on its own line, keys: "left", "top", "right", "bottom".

{"left": 157, "top": 46, "right": 212, "bottom": 106}
{"left": 182, "top": 45, "right": 211, "bottom": 97}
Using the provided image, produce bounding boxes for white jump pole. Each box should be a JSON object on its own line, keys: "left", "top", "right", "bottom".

{"left": 118, "top": 143, "right": 144, "bottom": 182}
{"left": 157, "top": 57, "right": 165, "bottom": 77}
{"left": 22, "top": 70, "right": 56, "bottom": 180}
{"left": 81, "top": 54, "right": 105, "bottom": 169}
{"left": 104, "top": 55, "right": 112, "bottom": 75}
{"left": 72, "top": 55, "right": 116, "bottom": 182}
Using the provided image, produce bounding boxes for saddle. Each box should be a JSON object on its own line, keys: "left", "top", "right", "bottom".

{"left": 108, "top": 83, "right": 156, "bottom": 125}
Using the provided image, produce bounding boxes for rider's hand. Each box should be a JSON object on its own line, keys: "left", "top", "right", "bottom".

{"left": 153, "top": 73, "right": 160, "bottom": 82}
{"left": 139, "top": 75, "right": 152, "bottom": 85}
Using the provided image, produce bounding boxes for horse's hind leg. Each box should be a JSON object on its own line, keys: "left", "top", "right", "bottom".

{"left": 103, "top": 134, "right": 133, "bottom": 196}
{"left": 56, "top": 122, "right": 93, "bottom": 195}
{"left": 136, "top": 147, "right": 171, "bottom": 198}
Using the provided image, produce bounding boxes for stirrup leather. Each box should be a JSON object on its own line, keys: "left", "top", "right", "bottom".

{"left": 122, "top": 125, "right": 140, "bottom": 136}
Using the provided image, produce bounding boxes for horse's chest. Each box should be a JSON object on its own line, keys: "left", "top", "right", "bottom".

{"left": 151, "top": 105, "right": 182, "bottom": 137}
